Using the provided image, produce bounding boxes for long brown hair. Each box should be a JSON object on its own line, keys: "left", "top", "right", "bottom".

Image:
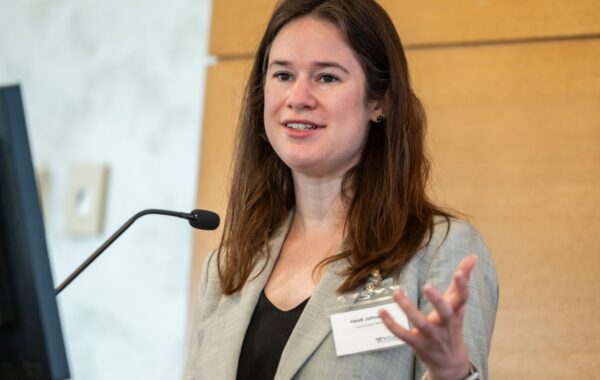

{"left": 217, "top": 0, "right": 450, "bottom": 294}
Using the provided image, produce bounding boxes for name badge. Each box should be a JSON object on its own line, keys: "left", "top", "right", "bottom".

{"left": 329, "top": 299, "right": 409, "bottom": 356}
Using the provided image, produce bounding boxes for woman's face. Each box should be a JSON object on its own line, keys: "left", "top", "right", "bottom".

{"left": 264, "top": 16, "right": 381, "bottom": 178}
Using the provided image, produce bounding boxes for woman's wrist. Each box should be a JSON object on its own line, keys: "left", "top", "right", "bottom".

{"left": 422, "top": 361, "right": 478, "bottom": 380}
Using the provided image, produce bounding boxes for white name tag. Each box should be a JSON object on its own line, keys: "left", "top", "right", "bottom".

{"left": 330, "top": 302, "right": 409, "bottom": 356}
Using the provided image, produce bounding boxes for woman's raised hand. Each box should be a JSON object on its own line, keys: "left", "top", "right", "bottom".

{"left": 379, "top": 255, "right": 477, "bottom": 380}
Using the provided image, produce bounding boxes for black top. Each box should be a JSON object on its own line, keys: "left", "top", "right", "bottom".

{"left": 236, "top": 291, "right": 309, "bottom": 380}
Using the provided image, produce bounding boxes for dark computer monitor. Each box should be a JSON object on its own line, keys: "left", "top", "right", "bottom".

{"left": 0, "top": 85, "right": 70, "bottom": 380}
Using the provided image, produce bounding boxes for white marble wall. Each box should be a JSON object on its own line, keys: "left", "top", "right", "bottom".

{"left": 0, "top": 0, "right": 213, "bottom": 378}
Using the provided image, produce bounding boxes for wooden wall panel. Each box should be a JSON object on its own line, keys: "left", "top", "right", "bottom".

{"left": 381, "top": 0, "right": 600, "bottom": 46}
{"left": 188, "top": 60, "right": 251, "bottom": 307}
{"left": 209, "top": 0, "right": 278, "bottom": 57}
{"left": 209, "top": 0, "right": 600, "bottom": 57}
{"left": 407, "top": 39, "right": 600, "bottom": 378}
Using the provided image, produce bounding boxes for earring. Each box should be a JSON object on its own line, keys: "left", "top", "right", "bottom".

{"left": 376, "top": 115, "right": 385, "bottom": 123}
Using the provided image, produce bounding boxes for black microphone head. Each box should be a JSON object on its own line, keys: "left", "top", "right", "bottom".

{"left": 189, "top": 209, "right": 220, "bottom": 230}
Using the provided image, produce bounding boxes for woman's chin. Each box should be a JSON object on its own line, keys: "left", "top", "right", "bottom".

{"left": 285, "top": 160, "right": 352, "bottom": 180}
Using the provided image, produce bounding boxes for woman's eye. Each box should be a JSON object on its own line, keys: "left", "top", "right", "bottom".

{"left": 274, "top": 72, "right": 292, "bottom": 81}
{"left": 318, "top": 74, "right": 338, "bottom": 83}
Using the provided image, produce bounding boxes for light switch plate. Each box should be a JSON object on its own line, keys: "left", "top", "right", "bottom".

{"left": 65, "top": 164, "right": 109, "bottom": 235}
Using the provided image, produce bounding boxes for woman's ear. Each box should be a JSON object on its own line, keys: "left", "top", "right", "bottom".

{"left": 369, "top": 89, "right": 389, "bottom": 123}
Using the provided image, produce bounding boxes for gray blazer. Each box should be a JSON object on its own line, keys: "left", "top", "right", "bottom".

{"left": 184, "top": 216, "right": 498, "bottom": 379}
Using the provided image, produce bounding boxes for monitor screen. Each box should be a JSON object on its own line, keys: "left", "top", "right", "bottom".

{"left": 0, "top": 85, "right": 70, "bottom": 380}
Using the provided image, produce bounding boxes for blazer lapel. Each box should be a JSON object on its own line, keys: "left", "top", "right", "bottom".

{"left": 275, "top": 258, "right": 349, "bottom": 380}
{"left": 208, "top": 215, "right": 292, "bottom": 379}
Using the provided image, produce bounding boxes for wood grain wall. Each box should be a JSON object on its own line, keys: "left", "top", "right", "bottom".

{"left": 189, "top": 1, "right": 600, "bottom": 378}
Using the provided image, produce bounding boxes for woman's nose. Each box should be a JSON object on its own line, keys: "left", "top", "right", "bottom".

{"left": 286, "top": 79, "right": 317, "bottom": 110}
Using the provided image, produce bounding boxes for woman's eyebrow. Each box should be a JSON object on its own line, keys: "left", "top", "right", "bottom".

{"left": 267, "top": 60, "right": 349, "bottom": 75}
{"left": 268, "top": 60, "right": 291, "bottom": 69}
{"left": 313, "top": 61, "right": 349, "bottom": 75}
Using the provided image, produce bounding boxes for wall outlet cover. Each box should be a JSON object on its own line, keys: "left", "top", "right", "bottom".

{"left": 65, "top": 164, "right": 109, "bottom": 235}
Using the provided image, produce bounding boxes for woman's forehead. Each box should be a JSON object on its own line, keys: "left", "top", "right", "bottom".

{"left": 267, "top": 17, "right": 359, "bottom": 70}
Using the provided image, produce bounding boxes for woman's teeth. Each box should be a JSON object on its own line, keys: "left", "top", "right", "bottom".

{"left": 286, "top": 123, "right": 319, "bottom": 130}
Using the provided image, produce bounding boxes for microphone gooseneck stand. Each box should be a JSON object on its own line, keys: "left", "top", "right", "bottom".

{"left": 55, "top": 208, "right": 219, "bottom": 295}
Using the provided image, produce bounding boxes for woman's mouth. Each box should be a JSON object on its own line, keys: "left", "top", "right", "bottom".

{"left": 285, "top": 122, "right": 321, "bottom": 130}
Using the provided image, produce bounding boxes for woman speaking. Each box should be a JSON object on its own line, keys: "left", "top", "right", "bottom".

{"left": 185, "top": 0, "right": 498, "bottom": 379}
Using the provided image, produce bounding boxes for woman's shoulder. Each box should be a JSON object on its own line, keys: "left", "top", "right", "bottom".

{"left": 427, "top": 216, "right": 490, "bottom": 258}
{"left": 418, "top": 215, "right": 497, "bottom": 282}
{"left": 430, "top": 215, "right": 480, "bottom": 245}
{"left": 193, "top": 249, "right": 225, "bottom": 318}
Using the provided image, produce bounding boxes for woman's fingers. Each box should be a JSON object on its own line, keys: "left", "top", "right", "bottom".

{"left": 422, "top": 284, "right": 453, "bottom": 323}
{"left": 456, "top": 255, "right": 477, "bottom": 279}
{"left": 444, "top": 255, "right": 477, "bottom": 310}
{"left": 379, "top": 309, "right": 420, "bottom": 347}
{"left": 392, "top": 290, "right": 436, "bottom": 338}
{"left": 450, "top": 270, "right": 470, "bottom": 310}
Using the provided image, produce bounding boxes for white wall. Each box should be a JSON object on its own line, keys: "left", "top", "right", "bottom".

{"left": 0, "top": 0, "right": 213, "bottom": 378}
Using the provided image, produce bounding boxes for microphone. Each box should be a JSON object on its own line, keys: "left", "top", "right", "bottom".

{"left": 188, "top": 209, "right": 220, "bottom": 230}
{"left": 55, "top": 208, "right": 219, "bottom": 295}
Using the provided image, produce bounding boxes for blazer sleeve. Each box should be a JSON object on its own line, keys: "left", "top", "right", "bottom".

{"left": 414, "top": 219, "right": 499, "bottom": 380}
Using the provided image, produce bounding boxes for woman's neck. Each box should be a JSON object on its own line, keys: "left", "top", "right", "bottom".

{"left": 290, "top": 171, "right": 348, "bottom": 236}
